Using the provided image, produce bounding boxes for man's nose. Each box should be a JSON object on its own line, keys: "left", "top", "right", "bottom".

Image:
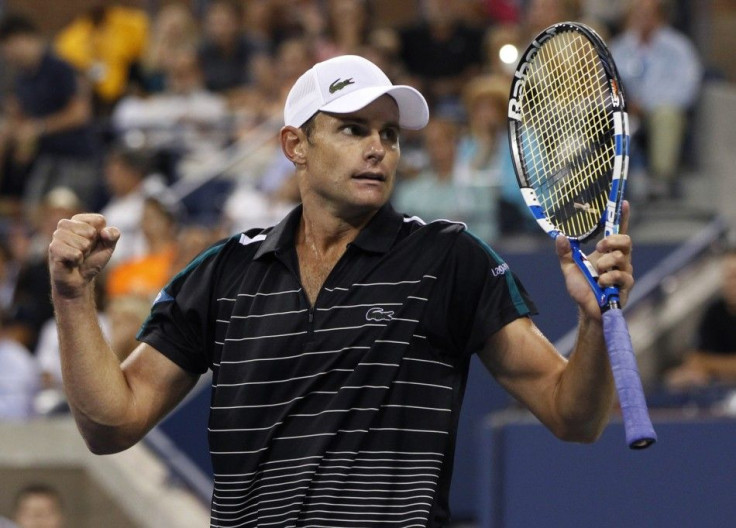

{"left": 364, "top": 132, "right": 386, "bottom": 162}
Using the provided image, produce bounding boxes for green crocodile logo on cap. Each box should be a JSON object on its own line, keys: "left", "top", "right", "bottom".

{"left": 329, "top": 78, "right": 355, "bottom": 94}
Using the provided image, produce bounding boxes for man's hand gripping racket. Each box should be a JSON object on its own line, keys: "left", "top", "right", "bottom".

{"left": 507, "top": 22, "right": 656, "bottom": 448}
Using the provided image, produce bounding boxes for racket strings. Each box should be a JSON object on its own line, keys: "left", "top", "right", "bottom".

{"left": 538, "top": 35, "right": 610, "bottom": 233}
{"left": 519, "top": 31, "right": 615, "bottom": 238}
{"left": 538, "top": 34, "right": 609, "bottom": 201}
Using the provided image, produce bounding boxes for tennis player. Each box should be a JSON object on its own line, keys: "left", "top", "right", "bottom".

{"left": 49, "top": 55, "right": 634, "bottom": 527}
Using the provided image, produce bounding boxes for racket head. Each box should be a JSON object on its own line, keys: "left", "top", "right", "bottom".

{"left": 507, "top": 22, "right": 629, "bottom": 242}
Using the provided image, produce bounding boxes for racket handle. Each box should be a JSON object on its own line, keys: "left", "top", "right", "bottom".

{"left": 602, "top": 308, "right": 657, "bottom": 449}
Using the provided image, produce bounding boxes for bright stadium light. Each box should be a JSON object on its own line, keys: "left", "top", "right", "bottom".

{"left": 499, "top": 44, "right": 519, "bottom": 65}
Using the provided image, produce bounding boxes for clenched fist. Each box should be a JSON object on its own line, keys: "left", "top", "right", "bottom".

{"left": 49, "top": 214, "right": 120, "bottom": 299}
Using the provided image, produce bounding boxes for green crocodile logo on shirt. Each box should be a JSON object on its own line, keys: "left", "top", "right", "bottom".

{"left": 329, "top": 78, "right": 355, "bottom": 94}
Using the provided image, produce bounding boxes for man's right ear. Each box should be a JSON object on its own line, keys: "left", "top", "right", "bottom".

{"left": 280, "top": 126, "right": 307, "bottom": 166}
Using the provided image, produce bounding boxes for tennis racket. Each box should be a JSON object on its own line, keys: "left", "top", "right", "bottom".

{"left": 507, "top": 22, "right": 656, "bottom": 449}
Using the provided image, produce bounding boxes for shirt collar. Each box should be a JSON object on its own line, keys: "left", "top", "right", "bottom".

{"left": 254, "top": 203, "right": 404, "bottom": 259}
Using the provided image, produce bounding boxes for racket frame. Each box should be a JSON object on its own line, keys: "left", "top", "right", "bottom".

{"left": 508, "top": 21, "right": 630, "bottom": 310}
{"left": 507, "top": 21, "right": 657, "bottom": 449}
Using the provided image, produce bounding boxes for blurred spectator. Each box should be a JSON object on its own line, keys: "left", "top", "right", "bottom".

{"left": 610, "top": 0, "right": 703, "bottom": 201}
{"left": 112, "top": 47, "right": 230, "bottom": 158}
{"left": 363, "top": 27, "right": 406, "bottom": 82}
{"left": 12, "top": 484, "right": 64, "bottom": 528}
{"left": 0, "top": 310, "right": 39, "bottom": 420}
{"left": 481, "top": 22, "right": 523, "bottom": 77}
{"left": 54, "top": 2, "right": 149, "bottom": 113}
{"left": 99, "top": 146, "right": 165, "bottom": 266}
{"left": 197, "top": 0, "right": 268, "bottom": 95}
{"left": 664, "top": 248, "right": 736, "bottom": 391}
{"left": 8, "top": 188, "right": 82, "bottom": 351}
{"left": 231, "top": 36, "right": 314, "bottom": 127}
{"left": 105, "top": 293, "right": 151, "bottom": 362}
{"left": 457, "top": 74, "right": 533, "bottom": 236}
{"left": 140, "top": 2, "right": 200, "bottom": 93}
{"left": 224, "top": 160, "right": 298, "bottom": 232}
{"left": 483, "top": 0, "right": 522, "bottom": 25}
{"left": 105, "top": 195, "right": 181, "bottom": 300}
{"left": 393, "top": 118, "right": 496, "bottom": 241}
{"left": 0, "top": 516, "right": 16, "bottom": 528}
{"left": 169, "top": 222, "right": 224, "bottom": 278}
{"left": 0, "top": 240, "right": 19, "bottom": 313}
{"left": 243, "top": 0, "right": 275, "bottom": 49}
{"left": 304, "top": 0, "right": 373, "bottom": 61}
{"left": 521, "top": 0, "right": 578, "bottom": 40}
{"left": 395, "top": 0, "right": 486, "bottom": 113}
{"left": 224, "top": 37, "right": 309, "bottom": 232}
{"left": 581, "top": 0, "right": 629, "bottom": 35}
{"left": 0, "top": 14, "right": 101, "bottom": 216}
{"left": 25, "top": 187, "right": 82, "bottom": 263}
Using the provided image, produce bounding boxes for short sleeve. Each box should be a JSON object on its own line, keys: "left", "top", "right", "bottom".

{"left": 426, "top": 230, "right": 537, "bottom": 357}
{"left": 137, "top": 243, "right": 227, "bottom": 374}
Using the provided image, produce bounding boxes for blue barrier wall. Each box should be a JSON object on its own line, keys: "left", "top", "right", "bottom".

{"left": 478, "top": 411, "right": 736, "bottom": 528}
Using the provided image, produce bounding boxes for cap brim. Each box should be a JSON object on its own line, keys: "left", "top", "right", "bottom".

{"left": 319, "top": 85, "right": 429, "bottom": 130}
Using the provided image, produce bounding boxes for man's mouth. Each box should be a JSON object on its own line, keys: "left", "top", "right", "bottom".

{"left": 353, "top": 172, "right": 386, "bottom": 182}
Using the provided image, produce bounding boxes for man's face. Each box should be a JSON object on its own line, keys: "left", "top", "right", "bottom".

{"left": 104, "top": 157, "right": 141, "bottom": 197}
{"left": 14, "top": 493, "right": 63, "bottom": 528}
{"left": 298, "top": 95, "right": 401, "bottom": 218}
{"left": 205, "top": 2, "right": 239, "bottom": 46}
{"left": 1, "top": 34, "right": 39, "bottom": 69}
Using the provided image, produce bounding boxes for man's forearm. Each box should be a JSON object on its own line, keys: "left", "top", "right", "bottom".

{"left": 554, "top": 313, "right": 615, "bottom": 442}
{"left": 53, "top": 284, "right": 139, "bottom": 451}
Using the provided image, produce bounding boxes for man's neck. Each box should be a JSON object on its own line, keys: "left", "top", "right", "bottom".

{"left": 297, "top": 204, "right": 376, "bottom": 257}
{"left": 295, "top": 204, "right": 378, "bottom": 306}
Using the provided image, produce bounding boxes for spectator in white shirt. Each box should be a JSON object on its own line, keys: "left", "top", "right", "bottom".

{"left": 610, "top": 0, "right": 703, "bottom": 200}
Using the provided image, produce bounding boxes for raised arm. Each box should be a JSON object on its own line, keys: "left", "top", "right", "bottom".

{"left": 479, "top": 204, "right": 635, "bottom": 443}
{"left": 49, "top": 213, "right": 198, "bottom": 454}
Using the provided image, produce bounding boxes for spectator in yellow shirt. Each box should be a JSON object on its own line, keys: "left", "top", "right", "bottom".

{"left": 55, "top": 3, "right": 149, "bottom": 113}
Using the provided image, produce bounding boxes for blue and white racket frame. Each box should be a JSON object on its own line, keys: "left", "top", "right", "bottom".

{"left": 507, "top": 22, "right": 657, "bottom": 449}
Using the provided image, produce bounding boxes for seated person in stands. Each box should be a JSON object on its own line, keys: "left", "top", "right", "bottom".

{"left": 664, "top": 248, "right": 736, "bottom": 390}
{"left": 12, "top": 483, "right": 65, "bottom": 528}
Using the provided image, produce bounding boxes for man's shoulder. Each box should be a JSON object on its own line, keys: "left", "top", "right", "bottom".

{"left": 399, "top": 214, "right": 467, "bottom": 234}
{"left": 393, "top": 215, "right": 497, "bottom": 264}
{"left": 206, "top": 226, "right": 273, "bottom": 260}
{"left": 398, "top": 215, "right": 497, "bottom": 252}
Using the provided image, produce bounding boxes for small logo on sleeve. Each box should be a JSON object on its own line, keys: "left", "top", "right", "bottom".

{"left": 366, "top": 307, "right": 394, "bottom": 322}
{"left": 492, "top": 263, "right": 510, "bottom": 277}
{"left": 329, "top": 78, "right": 355, "bottom": 93}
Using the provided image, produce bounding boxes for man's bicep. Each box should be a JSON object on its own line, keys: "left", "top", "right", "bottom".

{"left": 478, "top": 317, "right": 567, "bottom": 425}
{"left": 121, "top": 342, "right": 200, "bottom": 432}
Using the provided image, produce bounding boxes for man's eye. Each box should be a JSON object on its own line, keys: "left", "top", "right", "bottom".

{"left": 342, "top": 125, "right": 364, "bottom": 136}
{"left": 381, "top": 129, "right": 399, "bottom": 142}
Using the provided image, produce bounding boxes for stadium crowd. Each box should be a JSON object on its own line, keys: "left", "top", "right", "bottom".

{"left": 0, "top": 0, "right": 705, "bottom": 420}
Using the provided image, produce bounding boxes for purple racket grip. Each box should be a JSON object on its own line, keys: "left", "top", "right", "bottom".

{"left": 602, "top": 308, "right": 657, "bottom": 449}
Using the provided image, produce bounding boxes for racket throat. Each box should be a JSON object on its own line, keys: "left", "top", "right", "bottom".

{"left": 571, "top": 242, "right": 607, "bottom": 309}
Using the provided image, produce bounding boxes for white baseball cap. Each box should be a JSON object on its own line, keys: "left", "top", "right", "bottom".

{"left": 283, "top": 55, "right": 429, "bottom": 130}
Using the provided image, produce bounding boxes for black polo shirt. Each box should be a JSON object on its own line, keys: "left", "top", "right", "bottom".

{"left": 139, "top": 203, "right": 536, "bottom": 527}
